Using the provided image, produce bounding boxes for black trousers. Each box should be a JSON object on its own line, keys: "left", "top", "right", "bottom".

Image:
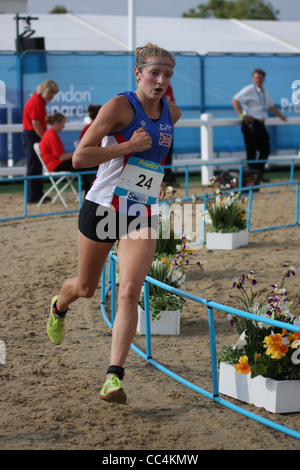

{"left": 22, "top": 130, "right": 43, "bottom": 203}
{"left": 241, "top": 119, "right": 270, "bottom": 176}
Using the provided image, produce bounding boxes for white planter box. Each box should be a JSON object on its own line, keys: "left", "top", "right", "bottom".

{"left": 206, "top": 229, "right": 248, "bottom": 250}
{"left": 137, "top": 305, "right": 180, "bottom": 335}
{"left": 219, "top": 362, "right": 300, "bottom": 414}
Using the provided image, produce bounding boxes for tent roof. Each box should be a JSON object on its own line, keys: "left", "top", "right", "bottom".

{"left": 2, "top": 13, "right": 300, "bottom": 54}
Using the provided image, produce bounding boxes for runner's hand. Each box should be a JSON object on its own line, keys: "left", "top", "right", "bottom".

{"left": 130, "top": 128, "right": 152, "bottom": 152}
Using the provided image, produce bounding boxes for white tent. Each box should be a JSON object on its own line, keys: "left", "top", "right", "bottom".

{"left": 1, "top": 13, "right": 300, "bottom": 53}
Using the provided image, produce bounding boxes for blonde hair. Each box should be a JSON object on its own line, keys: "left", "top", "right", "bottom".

{"left": 45, "top": 112, "right": 66, "bottom": 125}
{"left": 36, "top": 80, "right": 59, "bottom": 99}
{"left": 135, "top": 43, "right": 175, "bottom": 69}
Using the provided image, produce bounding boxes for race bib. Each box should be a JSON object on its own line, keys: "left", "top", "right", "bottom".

{"left": 114, "top": 156, "right": 164, "bottom": 206}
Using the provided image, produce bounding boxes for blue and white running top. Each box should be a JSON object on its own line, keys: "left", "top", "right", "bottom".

{"left": 85, "top": 91, "right": 173, "bottom": 215}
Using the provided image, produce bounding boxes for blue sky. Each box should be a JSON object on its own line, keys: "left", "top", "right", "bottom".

{"left": 27, "top": 0, "right": 300, "bottom": 21}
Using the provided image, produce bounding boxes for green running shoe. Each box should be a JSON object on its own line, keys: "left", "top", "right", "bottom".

{"left": 47, "top": 295, "right": 65, "bottom": 345}
{"left": 99, "top": 375, "right": 127, "bottom": 404}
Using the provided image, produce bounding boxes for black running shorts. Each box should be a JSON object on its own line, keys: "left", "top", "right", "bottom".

{"left": 78, "top": 199, "right": 158, "bottom": 243}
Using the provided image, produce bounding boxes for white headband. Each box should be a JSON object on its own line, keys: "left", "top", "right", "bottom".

{"left": 137, "top": 62, "right": 174, "bottom": 69}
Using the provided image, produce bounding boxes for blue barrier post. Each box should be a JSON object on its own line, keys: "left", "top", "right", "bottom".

{"left": 238, "top": 163, "right": 243, "bottom": 190}
{"left": 101, "top": 260, "right": 106, "bottom": 306}
{"left": 247, "top": 188, "right": 253, "bottom": 231}
{"left": 200, "top": 195, "right": 207, "bottom": 244}
{"left": 24, "top": 177, "right": 27, "bottom": 217}
{"left": 185, "top": 165, "right": 189, "bottom": 197}
{"left": 296, "top": 182, "right": 299, "bottom": 225}
{"left": 77, "top": 175, "right": 82, "bottom": 208}
{"left": 290, "top": 160, "right": 295, "bottom": 190}
{"left": 110, "top": 252, "right": 116, "bottom": 324}
{"left": 207, "top": 305, "right": 219, "bottom": 398}
{"left": 143, "top": 280, "right": 152, "bottom": 360}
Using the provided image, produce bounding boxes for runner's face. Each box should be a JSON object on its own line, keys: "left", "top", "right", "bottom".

{"left": 136, "top": 57, "right": 173, "bottom": 99}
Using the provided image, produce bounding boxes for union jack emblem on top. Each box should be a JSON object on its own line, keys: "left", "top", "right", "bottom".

{"left": 159, "top": 132, "right": 172, "bottom": 147}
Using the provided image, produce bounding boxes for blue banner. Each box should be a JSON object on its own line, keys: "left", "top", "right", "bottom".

{"left": 0, "top": 52, "right": 299, "bottom": 161}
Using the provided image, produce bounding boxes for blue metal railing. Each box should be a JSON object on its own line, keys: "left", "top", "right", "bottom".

{"left": 0, "top": 170, "right": 95, "bottom": 222}
{"left": 165, "top": 156, "right": 300, "bottom": 198}
{"left": 101, "top": 251, "right": 300, "bottom": 441}
{"left": 160, "top": 180, "right": 299, "bottom": 245}
{"left": 1, "top": 157, "right": 299, "bottom": 223}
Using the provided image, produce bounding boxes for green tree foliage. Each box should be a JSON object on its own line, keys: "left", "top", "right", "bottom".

{"left": 182, "top": 0, "right": 280, "bottom": 20}
{"left": 49, "top": 6, "right": 68, "bottom": 13}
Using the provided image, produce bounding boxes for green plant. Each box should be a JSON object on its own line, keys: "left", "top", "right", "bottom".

{"left": 219, "top": 264, "right": 300, "bottom": 380}
{"left": 139, "top": 291, "right": 185, "bottom": 320}
{"left": 139, "top": 256, "right": 186, "bottom": 320}
{"left": 147, "top": 257, "right": 186, "bottom": 296}
{"left": 205, "top": 175, "right": 247, "bottom": 233}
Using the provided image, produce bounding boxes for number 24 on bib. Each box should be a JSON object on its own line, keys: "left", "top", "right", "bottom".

{"left": 114, "top": 157, "right": 164, "bottom": 206}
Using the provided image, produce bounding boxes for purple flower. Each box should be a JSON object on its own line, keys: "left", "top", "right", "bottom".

{"left": 232, "top": 275, "right": 244, "bottom": 289}
{"left": 281, "top": 264, "right": 296, "bottom": 278}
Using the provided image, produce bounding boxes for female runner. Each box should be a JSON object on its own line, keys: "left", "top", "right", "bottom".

{"left": 46, "top": 43, "right": 181, "bottom": 404}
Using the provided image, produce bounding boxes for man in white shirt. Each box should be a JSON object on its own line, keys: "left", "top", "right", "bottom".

{"left": 232, "top": 68, "right": 287, "bottom": 182}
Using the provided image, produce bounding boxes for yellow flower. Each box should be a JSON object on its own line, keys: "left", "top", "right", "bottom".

{"left": 264, "top": 331, "right": 289, "bottom": 360}
{"left": 160, "top": 257, "right": 167, "bottom": 263}
{"left": 234, "top": 355, "right": 251, "bottom": 374}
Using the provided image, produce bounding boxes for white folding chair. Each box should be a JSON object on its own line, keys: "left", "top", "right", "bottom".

{"left": 33, "top": 142, "right": 79, "bottom": 208}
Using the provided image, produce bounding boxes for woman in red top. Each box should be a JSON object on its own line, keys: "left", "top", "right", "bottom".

{"left": 40, "top": 112, "right": 95, "bottom": 194}
{"left": 22, "top": 79, "right": 59, "bottom": 203}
